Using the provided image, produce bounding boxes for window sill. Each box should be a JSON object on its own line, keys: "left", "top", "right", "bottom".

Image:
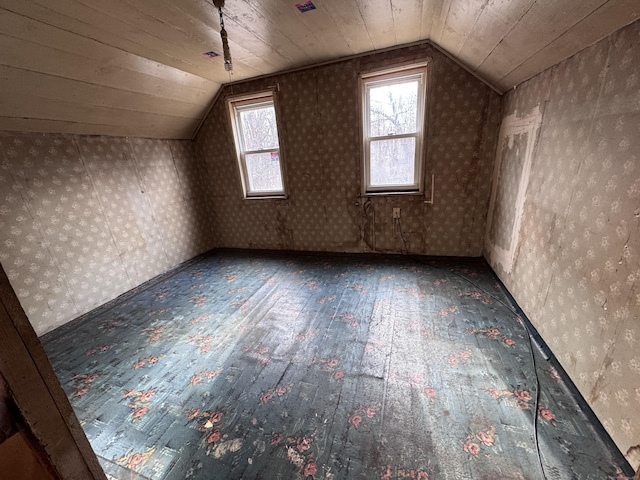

{"left": 360, "top": 191, "right": 424, "bottom": 197}
{"left": 243, "top": 194, "right": 289, "bottom": 201}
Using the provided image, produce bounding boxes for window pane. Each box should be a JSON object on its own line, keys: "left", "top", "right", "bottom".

{"left": 370, "top": 137, "right": 416, "bottom": 187}
{"left": 245, "top": 151, "right": 283, "bottom": 192}
{"left": 369, "top": 80, "right": 418, "bottom": 137}
{"left": 240, "top": 105, "right": 279, "bottom": 151}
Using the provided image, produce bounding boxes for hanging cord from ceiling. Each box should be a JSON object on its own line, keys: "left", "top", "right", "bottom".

{"left": 212, "top": 0, "right": 232, "bottom": 72}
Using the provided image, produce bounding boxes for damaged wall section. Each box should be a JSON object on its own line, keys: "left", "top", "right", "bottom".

{"left": 484, "top": 20, "right": 640, "bottom": 470}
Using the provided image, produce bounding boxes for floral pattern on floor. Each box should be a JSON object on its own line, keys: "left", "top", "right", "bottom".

{"left": 42, "top": 251, "right": 634, "bottom": 480}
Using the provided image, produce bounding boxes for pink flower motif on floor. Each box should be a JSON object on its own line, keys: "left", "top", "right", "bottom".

{"left": 382, "top": 464, "right": 431, "bottom": 479}
{"left": 206, "top": 430, "right": 221, "bottom": 444}
{"left": 133, "top": 407, "right": 148, "bottom": 419}
{"left": 349, "top": 414, "right": 362, "bottom": 428}
{"left": 364, "top": 406, "right": 378, "bottom": 418}
{"left": 187, "top": 408, "right": 201, "bottom": 420}
{"left": 271, "top": 432, "right": 284, "bottom": 446}
{"left": 465, "top": 426, "right": 497, "bottom": 456}
{"left": 71, "top": 372, "right": 99, "bottom": 398}
{"left": 485, "top": 387, "right": 501, "bottom": 398}
{"left": 484, "top": 387, "right": 532, "bottom": 409}
{"left": 476, "top": 430, "right": 494, "bottom": 447}
{"left": 75, "top": 387, "right": 89, "bottom": 397}
{"left": 128, "top": 453, "right": 143, "bottom": 469}
{"left": 117, "top": 447, "right": 155, "bottom": 471}
{"left": 457, "top": 350, "right": 471, "bottom": 360}
{"left": 513, "top": 389, "right": 531, "bottom": 403}
{"left": 123, "top": 389, "right": 155, "bottom": 422}
{"left": 260, "top": 391, "right": 273, "bottom": 404}
{"left": 296, "top": 436, "right": 313, "bottom": 452}
{"left": 538, "top": 407, "right": 557, "bottom": 426}
{"left": 349, "top": 405, "right": 380, "bottom": 429}
{"left": 422, "top": 385, "right": 437, "bottom": 399}
{"left": 447, "top": 355, "right": 459, "bottom": 366}
{"left": 463, "top": 439, "right": 480, "bottom": 456}
{"left": 303, "top": 460, "right": 317, "bottom": 477}
{"left": 209, "top": 410, "right": 223, "bottom": 423}
{"left": 333, "top": 369, "right": 344, "bottom": 380}
{"left": 503, "top": 337, "right": 516, "bottom": 346}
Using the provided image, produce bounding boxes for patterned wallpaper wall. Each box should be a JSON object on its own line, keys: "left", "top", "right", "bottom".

{"left": 485, "top": 20, "right": 640, "bottom": 469}
{"left": 0, "top": 133, "right": 215, "bottom": 335}
{"left": 196, "top": 43, "right": 501, "bottom": 256}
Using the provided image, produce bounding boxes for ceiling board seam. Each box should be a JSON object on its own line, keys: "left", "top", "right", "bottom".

{"left": 457, "top": 0, "right": 491, "bottom": 56}
{"left": 243, "top": 0, "right": 321, "bottom": 62}
{"left": 434, "top": 0, "right": 454, "bottom": 41}
{"left": 2, "top": 7, "right": 208, "bottom": 76}
{"left": 475, "top": 1, "right": 537, "bottom": 71}
{"left": 390, "top": 0, "right": 397, "bottom": 44}
{"left": 354, "top": 0, "right": 375, "bottom": 48}
{"left": 496, "top": 0, "right": 610, "bottom": 82}
{"left": 2, "top": 90, "right": 203, "bottom": 122}
{"left": 0, "top": 5, "right": 209, "bottom": 80}
{"left": 0, "top": 63, "right": 213, "bottom": 110}
{"left": 223, "top": 3, "right": 309, "bottom": 65}
{"left": 71, "top": 0, "right": 207, "bottom": 69}
{"left": 319, "top": 4, "right": 358, "bottom": 54}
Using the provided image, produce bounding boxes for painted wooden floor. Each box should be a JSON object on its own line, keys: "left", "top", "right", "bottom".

{"left": 42, "top": 250, "right": 634, "bottom": 480}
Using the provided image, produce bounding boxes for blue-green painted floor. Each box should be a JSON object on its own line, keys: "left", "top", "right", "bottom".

{"left": 42, "top": 250, "right": 634, "bottom": 480}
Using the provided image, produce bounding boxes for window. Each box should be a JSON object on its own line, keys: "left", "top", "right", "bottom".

{"left": 361, "top": 64, "right": 428, "bottom": 193}
{"left": 228, "top": 91, "right": 286, "bottom": 198}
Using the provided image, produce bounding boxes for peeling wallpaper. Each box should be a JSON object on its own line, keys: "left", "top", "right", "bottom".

{"left": 484, "top": 20, "right": 640, "bottom": 469}
{"left": 0, "top": 134, "right": 215, "bottom": 335}
{"left": 196, "top": 43, "right": 501, "bottom": 256}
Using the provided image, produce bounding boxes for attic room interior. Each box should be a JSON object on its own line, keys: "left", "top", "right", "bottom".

{"left": 0, "top": 0, "right": 639, "bottom": 479}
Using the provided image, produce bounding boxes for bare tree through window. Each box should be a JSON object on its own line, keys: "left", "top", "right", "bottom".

{"left": 362, "top": 67, "right": 427, "bottom": 193}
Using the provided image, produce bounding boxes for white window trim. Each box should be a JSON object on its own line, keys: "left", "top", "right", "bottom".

{"left": 227, "top": 90, "right": 287, "bottom": 199}
{"left": 360, "top": 63, "right": 429, "bottom": 195}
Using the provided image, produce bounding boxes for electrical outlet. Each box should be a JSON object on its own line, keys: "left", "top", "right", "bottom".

{"left": 392, "top": 208, "right": 401, "bottom": 219}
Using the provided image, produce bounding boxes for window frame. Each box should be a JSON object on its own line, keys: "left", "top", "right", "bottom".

{"left": 360, "top": 63, "right": 429, "bottom": 195}
{"left": 227, "top": 90, "right": 287, "bottom": 199}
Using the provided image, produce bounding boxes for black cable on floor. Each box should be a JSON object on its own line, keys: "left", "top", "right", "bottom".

{"left": 419, "top": 259, "right": 549, "bottom": 480}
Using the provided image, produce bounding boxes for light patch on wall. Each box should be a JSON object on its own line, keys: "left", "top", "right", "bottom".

{"left": 295, "top": 1, "right": 316, "bottom": 13}
{"left": 485, "top": 107, "right": 542, "bottom": 273}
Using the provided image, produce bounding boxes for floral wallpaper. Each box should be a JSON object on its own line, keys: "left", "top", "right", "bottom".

{"left": 484, "top": 19, "right": 640, "bottom": 470}
{"left": 195, "top": 43, "right": 501, "bottom": 257}
{"left": 0, "top": 133, "right": 215, "bottom": 335}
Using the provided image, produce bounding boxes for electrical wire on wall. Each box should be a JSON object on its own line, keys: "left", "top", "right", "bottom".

{"left": 419, "top": 261, "right": 549, "bottom": 480}
{"left": 396, "top": 217, "right": 409, "bottom": 255}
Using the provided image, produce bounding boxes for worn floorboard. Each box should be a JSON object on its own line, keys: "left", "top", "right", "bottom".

{"left": 42, "top": 250, "right": 634, "bottom": 480}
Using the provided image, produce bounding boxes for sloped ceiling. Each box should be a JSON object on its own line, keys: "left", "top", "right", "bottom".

{"left": 0, "top": 0, "right": 638, "bottom": 139}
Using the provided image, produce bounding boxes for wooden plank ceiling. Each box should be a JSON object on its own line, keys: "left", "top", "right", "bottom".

{"left": 0, "top": 0, "right": 638, "bottom": 139}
